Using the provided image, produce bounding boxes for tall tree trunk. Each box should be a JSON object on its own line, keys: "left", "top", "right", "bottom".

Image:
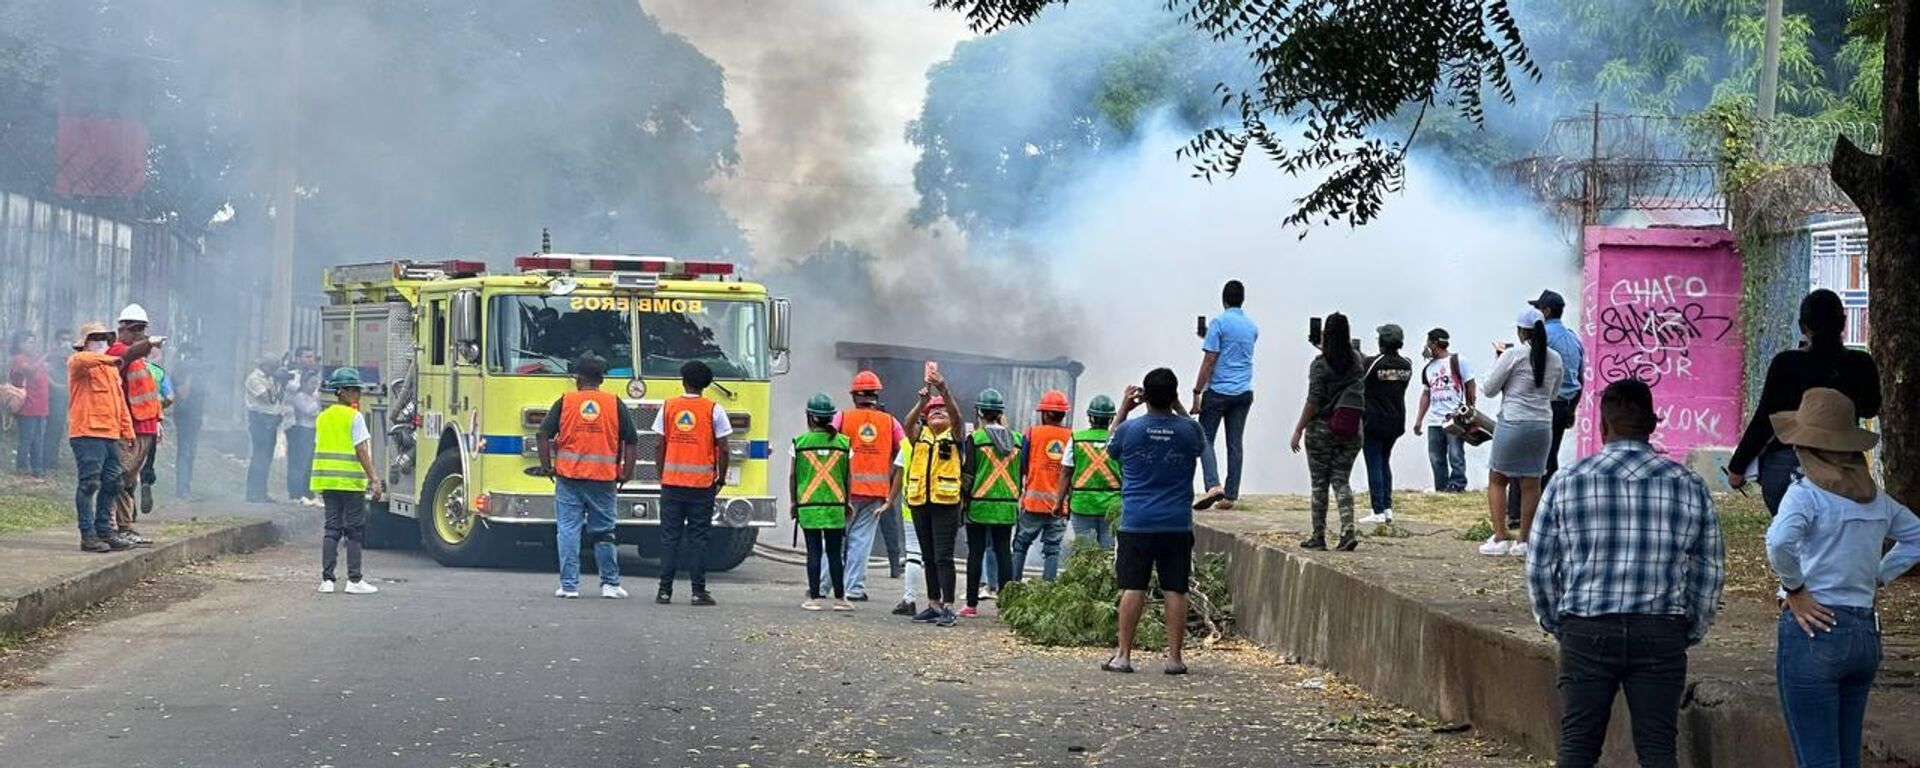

{"left": 1832, "top": 0, "right": 1920, "bottom": 507}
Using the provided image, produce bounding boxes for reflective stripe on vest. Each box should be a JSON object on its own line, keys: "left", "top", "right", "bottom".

{"left": 310, "top": 404, "right": 368, "bottom": 492}
{"left": 1070, "top": 429, "right": 1119, "bottom": 490}
{"left": 793, "top": 432, "right": 851, "bottom": 508}
{"left": 969, "top": 431, "right": 1020, "bottom": 502}
{"left": 841, "top": 408, "right": 898, "bottom": 498}
{"left": 123, "top": 361, "right": 162, "bottom": 421}
{"left": 660, "top": 396, "right": 718, "bottom": 488}
{"left": 1021, "top": 424, "right": 1071, "bottom": 513}
{"left": 555, "top": 390, "right": 624, "bottom": 481}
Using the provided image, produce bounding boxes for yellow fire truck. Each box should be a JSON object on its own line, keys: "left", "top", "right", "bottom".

{"left": 320, "top": 253, "right": 790, "bottom": 570}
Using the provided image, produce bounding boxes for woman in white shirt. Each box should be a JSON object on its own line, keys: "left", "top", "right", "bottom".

{"left": 1479, "top": 308, "right": 1563, "bottom": 557}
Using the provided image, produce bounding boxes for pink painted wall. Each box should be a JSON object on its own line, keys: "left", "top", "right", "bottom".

{"left": 1577, "top": 227, "right": 1744, "bottom": 458}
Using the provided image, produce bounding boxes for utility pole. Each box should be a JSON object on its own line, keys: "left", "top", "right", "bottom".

{"left": 266, "top": 0, "right": 302, "bottom": 354}
{"left": 1757, "top": 0, "right": 1785, "bottom": 121}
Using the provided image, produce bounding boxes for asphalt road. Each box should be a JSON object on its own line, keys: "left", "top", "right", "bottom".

{"left": 0, "top": 542, "right": 1538, "bottom": 768}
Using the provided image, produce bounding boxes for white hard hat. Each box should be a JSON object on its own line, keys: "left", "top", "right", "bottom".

{"left": 117, "top": 303, "right": 149, "bottom": 324}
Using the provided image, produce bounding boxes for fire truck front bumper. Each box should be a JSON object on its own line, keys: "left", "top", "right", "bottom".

{"left": 475, "top": 492, "right": 778, "bottom": 529}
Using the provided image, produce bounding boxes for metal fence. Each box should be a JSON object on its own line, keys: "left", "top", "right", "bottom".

{"left": 0, "top": 188, "right": 205, "bottom": 346}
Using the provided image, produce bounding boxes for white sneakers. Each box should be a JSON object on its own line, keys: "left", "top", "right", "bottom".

{"left": 318, "top": 580, "right": 336, "bottom": 594}
{"left": 802, "top": 599, "right": 824, "bottom": 611}
{"left": 601, "top": 585, "right": 630, "bottom": 599}
{"left": 555, "top": 588, "right": 580, "bottom": 599}
{"left": 1478, "top": 537, "right": 1512, "bottom": 556}
{"left": 343, "top": 580, "right": 379, "bottom": 595}
{"left": 1508, "top": 541, "right": 1530, "bottom": 559}
{"left": 1360, "top": 510, "right": 1394, "bottom": 525}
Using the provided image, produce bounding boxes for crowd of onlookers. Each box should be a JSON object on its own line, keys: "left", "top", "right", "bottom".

{"left": 241, "top": 346, "right": 328, "bottom": 506}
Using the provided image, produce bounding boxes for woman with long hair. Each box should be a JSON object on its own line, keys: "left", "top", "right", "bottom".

{"left": 1290, "top": 313, "right": 1365, "bottom": 551}
{"left": 7, "top": 330, "right": 52, "bottom": 478}
{"left": 1478, "top": 308, "right": 1563, "bottom": 557}
{"left": 1730, "top": 289, "right": 1881, "bottom": 515}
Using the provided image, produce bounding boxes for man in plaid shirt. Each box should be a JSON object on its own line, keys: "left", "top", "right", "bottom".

{"left": 1527, "top": 378, "right": 1725, "bottom": 768}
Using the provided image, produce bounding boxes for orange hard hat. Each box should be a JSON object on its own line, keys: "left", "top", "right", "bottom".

{"left": 850, "top": 370, "right": 883, "bottom": 393}
{"left": 1037, "top": 389, "right": 1071, "bottom": 413}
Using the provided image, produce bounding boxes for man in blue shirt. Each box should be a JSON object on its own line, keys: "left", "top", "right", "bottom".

{"left": 1510, "top": 290, "right": 1587, "bottom": 528}
{"left": 1192, "top": 280, "right": 1258, "bottom": 510}
{"left": 1104, "top": 368, "right": 1206, "bottom": 676}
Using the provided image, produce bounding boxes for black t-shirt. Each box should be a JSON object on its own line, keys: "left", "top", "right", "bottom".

{"left": 1730, "top": 347, "right": 1880, "bottom": 471}
{"left": 1361, "top": 352, "right": 1414, "bottom": 437}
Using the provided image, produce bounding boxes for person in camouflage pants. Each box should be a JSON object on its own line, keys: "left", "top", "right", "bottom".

{"left": 1292, "top": 312, "right": 1366, "bottom": 552}
{"left": 1304, "top": 419, "right": 1362, "bottom": 548}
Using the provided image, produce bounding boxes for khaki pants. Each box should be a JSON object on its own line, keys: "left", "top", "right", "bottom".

{"left": 115, "top": 434, "right": 157, "bottom": 531}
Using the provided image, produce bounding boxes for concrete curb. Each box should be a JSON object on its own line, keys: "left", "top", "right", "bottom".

{"left": 1192, "top": 522, "right": 1884, "bottom": 768}
{"left": 0, "top": 520, "right": 278, "bottom": 637}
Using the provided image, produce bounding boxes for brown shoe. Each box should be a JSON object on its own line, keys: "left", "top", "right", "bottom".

{"left": 81, "top": 537, "right": 112, "bottom": 553}
{"left": 1215, "top": 499, "right": 1236, "bottom": 511}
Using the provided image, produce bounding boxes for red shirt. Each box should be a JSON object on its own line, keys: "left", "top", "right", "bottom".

{"left": 8, "top": 353, "right": 50, "bottom": 417}
{"left": 106, "top": 342, "right": 161, "bottom": 436}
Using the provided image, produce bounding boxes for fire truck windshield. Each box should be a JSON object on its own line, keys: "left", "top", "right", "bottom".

{"left": 489, "top": 294, "right": 768, "bottom": 380}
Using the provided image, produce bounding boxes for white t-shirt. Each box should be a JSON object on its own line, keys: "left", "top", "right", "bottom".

{"left": 348, "top": 411, "right": 372, "bottom": 447}
{"left": 1481, "top": 346, "right": 1564, "bottom": 423}
{"left": 1422, "top": 355, "right": 1474, "bottom": 426}
{"left": 650, "top": 396, "right": 734, "bottom": 439}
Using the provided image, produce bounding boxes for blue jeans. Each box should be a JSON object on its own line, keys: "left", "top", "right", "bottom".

{"left": 15, "top": 415, "right": 49, "bottom": 474}
{"left": 1759, "top": 448, "right": 1802, "bottom": 517}
{"left": 1777, "top": 606, "right": 1880, "bottom": 768}
{"left": 554, "top": 478, "right": 620, "bottom": 591}
{"left": 1011, "top": 512, "right": 1067, "bottom": 581}
{"left": 1426, "top": 428, "right": 1467, "bottom": 492}
{"left": 1198, "top": 389, "right": 1253, "bottom": 499}
{"left": 1361, "top": 432, "right": 1400, "bottom": 514}
{"left": 1070, "top": 515, "right": 1114, "bottom": 550}
{"left": 819, "top": 498, "right": 886, "bottom": 598}
{"left": 70, "top": 437, "right": 123, "bottom": 539}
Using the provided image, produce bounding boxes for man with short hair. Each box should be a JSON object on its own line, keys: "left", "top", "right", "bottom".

{"left": 539, "top": 355, "right": 640, "bottom": 600}
{"left": 1527, "top": 379, "right": 1725, "bottom": 768}
{"left": 244, "top": 356, "right": 284, "bottom": 503}
{"left": 1412, "top": 328, "right": 1474, "bottom": 492}
{"left": 1192, "top": 280, "right": 1258, "bottom": 510}
{"left": 1104, "top": 368, "right": 1204, "bottom": 676}
{"left": 653, "top": 360, "right": 731, "bottom": 607}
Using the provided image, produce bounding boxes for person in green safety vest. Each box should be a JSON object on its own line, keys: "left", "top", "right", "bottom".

{"left": 959, "top": 387, "right": 1021, "bottom": 619}
{"left": 1065, "top": 394, "right": 1122, "bottom": 550}
{"left": 310, "top": 368, "right": 384, "bottom": 596}
{"left": 791, "top": 392, "right": 854, "bottom": 612}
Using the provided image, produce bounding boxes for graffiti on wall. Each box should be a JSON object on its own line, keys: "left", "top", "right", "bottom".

{"left": 1578, "top": 227, "right": 1744, "bottom": 458}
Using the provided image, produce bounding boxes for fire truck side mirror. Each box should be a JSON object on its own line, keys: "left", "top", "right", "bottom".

{"left": 770, "top": 297, "right": 791, "bottom": 353}
{"left": 451, "top": 289, "right": 482, "bottom": 363}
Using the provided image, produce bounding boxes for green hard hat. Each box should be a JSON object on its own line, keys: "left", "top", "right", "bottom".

{"left": 975, "top": 388, "right": 1006, "bottom": 412}
{"left": 1087, "top": 394, "right": 1117, "bottom": 418}
{"left": 323, "top": 367, "right": 364, "bottom": 391}
{"left": 805, "top": 392, "right": 836, "bottom": 417}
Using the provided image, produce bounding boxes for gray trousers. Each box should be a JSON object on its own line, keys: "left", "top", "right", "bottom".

{"left": 321, "top": 490, "right": 366, "bottom": 582}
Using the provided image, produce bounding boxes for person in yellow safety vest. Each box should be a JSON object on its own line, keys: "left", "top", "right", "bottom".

{"left": 1011, "top": 389, "right": 1074, "bottom": 582}
{"left": 901, "top": 370, "right": 964, "bottom": 627}
{"left": 959, "top": 388, "right": 1020, "bottom": 619}
{"left": 791, "top": 393, "right": 854, "bottom": 612}
{"left": 1065, "top": 394, "right": 1122, "bottom": 550}
{"left": 310, "top": 368, "right": 385, "bottom": 595}
{"left": 537, "top": 354, "right": 640, "bottom": 600}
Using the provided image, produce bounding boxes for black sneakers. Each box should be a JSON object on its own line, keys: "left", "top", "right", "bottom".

{"left": 655, "top": 589, "right": 672, "bottom": 605}
{"left": 690, "top": 591, "right": 716, "bottom": 607}
{"left": 1299, "top": 537, "right": 1327, "bottom": 551}
{"left": 891, "top": 600, "right": 915, "bottom": 617}
{"left": 80, "top": 537, "right": 111, "bottom": 553}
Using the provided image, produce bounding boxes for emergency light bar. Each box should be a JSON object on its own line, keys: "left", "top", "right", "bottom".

{"left": 513, "top": 253, "right": 735, "bottom": 278}
{"left": 328, "top": 259, "right": 486, "bottom": 284}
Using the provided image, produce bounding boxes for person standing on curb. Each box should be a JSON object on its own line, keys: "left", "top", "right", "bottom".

{"left": 829, "top": 371, "right": 906, "bottom": 602}
{"left": 107, "top": 304, "right": 161, "bottom": 545}
{"left": 66, "top": 323, "right": 137, "bottom": 553}
{"left": 1102, "top": 368, "right": 1205, "bottom": 676}
{"left": 537, "top": 355, "right": 638, "bottom": 600}
{"left": 243, "top": 356, "right": 284, "bottom": 503}
{"left": 1522, "top": 290, "right": 1584, "bottom": 526}
{"left": 1479, "top": 309, "right": 1563, "bottom": 559}
{"left": 960, "top": 388, "right": 1020, "bottom": 619}
{"left": 902, "top": 372, "right": 964, "bottom": 626}
{"left": 1291, "top": 313, "right": 1365, "bottom": 552}
{"left": 1011, "top": 390, "right": 1073, "bottom": 581}
{"left": 1413, "top": 328, "right": 1474, "bottom": 493}
{"left": 311, "top": 368, "right": 383, "bottom": 595}
{"left": 654, "top": 360, "right": 730, "bottom": 607}
{"left": 1191, "top": 279, "right": 1258, "bottom": 510}
{"left": 1764, "top": 388, "right": 1920, "bottom": 767}
{"left": 9, "top": 330, "right": 53, "bottom": 479}
{"left": 792, "top": 393, "right": 854, "bottom": 612}
{"left": 1528, "top": 378, "right": 1725, "bottom": 768}
{"left": 1359, "top": 325, "right": 1413, "bottom": 525}
{"left": 1066, "top": 395, "right": 1122, "bottom": 550}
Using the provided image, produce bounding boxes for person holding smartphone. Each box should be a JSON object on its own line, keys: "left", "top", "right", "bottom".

{"left": 1190, "top": 280, "right": 1258, "bottom": 511}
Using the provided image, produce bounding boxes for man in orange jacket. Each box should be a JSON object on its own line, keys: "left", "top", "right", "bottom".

{"left": 824, "top": 370, "right": 906, "bottom": 601}
{"left": 1011, "top": 390, "right": 1074, "bottom": 581}
{"left": 65, "top": 322, "right": 148, "bottom": 553}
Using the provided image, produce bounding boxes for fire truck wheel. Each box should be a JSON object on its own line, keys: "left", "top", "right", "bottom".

{"left": 419, "top": 450, "right": 493, "bottom": 567}
{"left": 704, "top": 527, "right": 758, "bottom": 572}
